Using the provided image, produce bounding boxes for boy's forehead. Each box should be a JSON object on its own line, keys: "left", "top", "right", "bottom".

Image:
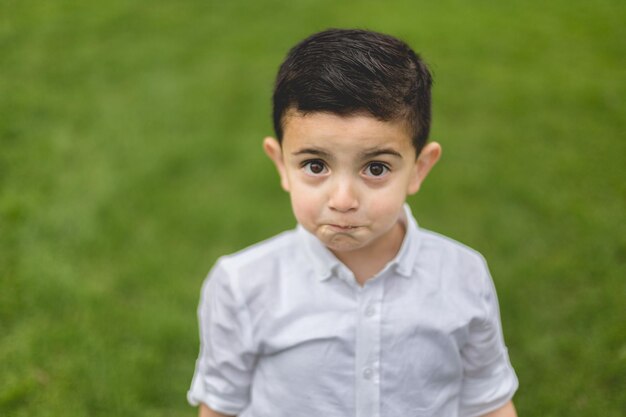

{"left": 281, "top": 110, "right": 415, "bottom": 155}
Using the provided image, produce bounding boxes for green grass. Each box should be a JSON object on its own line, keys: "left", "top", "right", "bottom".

{"left": 1, "top": 0, "right": 625, "bottom": 415}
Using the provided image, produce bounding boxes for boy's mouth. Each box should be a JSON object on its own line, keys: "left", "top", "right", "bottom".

{"left": 328, "top": 224, "right": 359, "bottom": 231}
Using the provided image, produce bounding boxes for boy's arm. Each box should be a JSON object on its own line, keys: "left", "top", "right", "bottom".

{"left": 199, "top": 403, "right": 235, "bottom": 417}
{"left": 480, "top": 400, "right": 517, "bottom": 417}
{"left": 188, "top": 262, "right": 256, "bottom": 414}
{"left": 458, "top": 259, "right": 518, "bottom": 416}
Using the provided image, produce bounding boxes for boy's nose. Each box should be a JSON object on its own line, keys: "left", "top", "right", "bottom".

{"left": 328, "top": 178, "right": 359, "bottom": 213}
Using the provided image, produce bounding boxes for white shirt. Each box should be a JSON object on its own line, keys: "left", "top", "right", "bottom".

{"left": 188, "top": 205, "right": 518, "bottom": 417}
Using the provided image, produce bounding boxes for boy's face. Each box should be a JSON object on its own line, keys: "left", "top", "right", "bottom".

{"left": 264, "top": 111, "right": 440, "bottom": 257}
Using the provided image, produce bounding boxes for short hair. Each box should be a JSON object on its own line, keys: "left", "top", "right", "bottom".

{"left": 272, "top": 28, "right": 433, "bottom": 154}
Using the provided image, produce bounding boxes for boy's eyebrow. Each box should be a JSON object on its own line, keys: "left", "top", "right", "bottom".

{"left": 360, "top": 147, "right": 403, "bottom": 159}
{"left": 291, "top": 148, "right": 332, "bottom": 158}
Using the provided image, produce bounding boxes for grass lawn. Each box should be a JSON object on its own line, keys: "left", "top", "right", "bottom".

{"left": 1, "top": 0, "right": 625, "bottom": 415}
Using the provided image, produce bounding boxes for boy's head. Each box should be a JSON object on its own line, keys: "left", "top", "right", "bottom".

{"left": 272, "top": 28, "right": 433, "bottom": 156}
{"left": 264, "top": 29, "right": 441, "bottom": 260}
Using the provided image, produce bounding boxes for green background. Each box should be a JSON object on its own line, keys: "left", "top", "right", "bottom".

{"left": 1, "top": 0, "right": 625, "bottom": 415}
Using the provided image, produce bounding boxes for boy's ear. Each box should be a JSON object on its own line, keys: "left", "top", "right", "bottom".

{"left": 263, "top": 137, "right": 290, "bottom": 192}
{"left": 407, "top": 142, "right": 442, "bottom": 195}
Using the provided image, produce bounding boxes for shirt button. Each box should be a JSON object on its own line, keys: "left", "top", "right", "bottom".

{"left": 363, "top": 368, "right": 373, "bottom": 380}
{"left": 365, "top": 305, "right": 376, "bottom": 317}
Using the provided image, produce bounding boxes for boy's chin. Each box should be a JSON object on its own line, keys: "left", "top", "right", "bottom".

{"left": 320, "top": 233, "right": 368, "bottom": 253}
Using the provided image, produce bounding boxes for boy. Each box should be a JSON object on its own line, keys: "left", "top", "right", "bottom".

{"left": 188, "top": 29, "right": 518, "bottom": 417}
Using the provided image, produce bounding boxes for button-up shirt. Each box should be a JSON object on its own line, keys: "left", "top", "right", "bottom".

{"left": 188, "top": 205, "right": 518, "bottom": 416}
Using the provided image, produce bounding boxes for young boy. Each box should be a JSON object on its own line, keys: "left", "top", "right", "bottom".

{"left": 188, "top": 29, "right": 518, "bottom": 417}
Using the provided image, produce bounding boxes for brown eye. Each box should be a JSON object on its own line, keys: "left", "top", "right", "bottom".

{"left": 310, "top": 162, "right": 324, "bottom": 173}
{"left": 304, "top": 160, "right": 327, "bottom": 175}
{"left": 365, "top": 162, "right": 388, "bottom": 177}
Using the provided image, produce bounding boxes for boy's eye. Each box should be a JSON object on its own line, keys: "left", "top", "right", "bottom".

{"left": 364, "top": 162, "right": 389, "bottom": 177}
{"left": 303, "top": 160, "right": 328, "bottom": 175}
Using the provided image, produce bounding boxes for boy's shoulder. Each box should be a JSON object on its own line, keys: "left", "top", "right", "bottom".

{"left": 415, "top": 227, "right": 491, "bottom": 281}
{"left": 205, "top": 228, "right": 308, "bottom": 301}
{"left": 419, "top": 228, "right": 486, "bottom": 260}
{"left": 215, "top": 227, "right": 302, "bottom": 273}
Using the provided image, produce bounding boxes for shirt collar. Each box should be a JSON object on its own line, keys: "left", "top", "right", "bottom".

{"left": 298, "top": 203, "right": 421, "bottom": 281}
{"left": 394, "top": 203, "right": 420, "bottom": 277}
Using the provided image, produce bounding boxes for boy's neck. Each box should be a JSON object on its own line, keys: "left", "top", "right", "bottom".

{"left": 332, "top": 220, "right": 406, "bottom": 286}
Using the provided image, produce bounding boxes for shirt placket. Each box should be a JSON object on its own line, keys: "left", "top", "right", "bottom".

{"left": 354, "top": 276, "right": 383, "bottom": 417}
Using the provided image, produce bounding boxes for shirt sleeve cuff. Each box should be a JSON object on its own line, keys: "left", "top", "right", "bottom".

{"left": 459, "top": 364, "right": 519, "bottom": 417}
{"left": 187, "top": 373, "right": 247, "bottom": 415}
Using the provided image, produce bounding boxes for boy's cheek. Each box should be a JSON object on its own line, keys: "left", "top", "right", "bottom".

{"left": 289, "top": 190, "right": 320, "bottom": 224}
{"left": 368, "top": 196, "right": 406, "bottom": 221}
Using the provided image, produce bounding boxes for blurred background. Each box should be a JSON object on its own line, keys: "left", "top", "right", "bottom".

{"left": 1, "top": 0, "right": 625, "bottom": 416}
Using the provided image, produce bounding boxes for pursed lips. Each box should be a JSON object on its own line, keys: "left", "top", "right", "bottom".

{"left": 325, "top": 224, "right": 363, "bottom": 231}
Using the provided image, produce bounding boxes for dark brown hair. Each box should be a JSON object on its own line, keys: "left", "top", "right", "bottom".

{"left": 272, "top": 28, "right": 433, "bottom": 154}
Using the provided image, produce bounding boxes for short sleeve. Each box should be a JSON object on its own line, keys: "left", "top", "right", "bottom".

{"left": 458, "top": 260, "right": 518, "bottom": 417}
{"left": 187, "top": 260, "right": 256, "bottom": 414}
